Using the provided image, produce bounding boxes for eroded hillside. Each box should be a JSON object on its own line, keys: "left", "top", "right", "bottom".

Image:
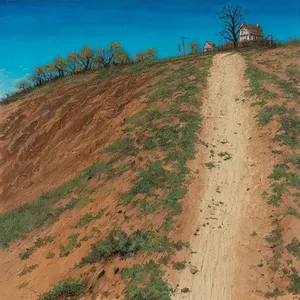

{"left": 1, "top": 44, "right": 299, "bottom": 300}
{"left": 0, "top": 55, "right": 212, "bottom": 299}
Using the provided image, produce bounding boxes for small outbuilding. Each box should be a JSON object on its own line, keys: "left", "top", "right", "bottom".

{"left": 239, "top": 23, "right": 263, "bottom": 41}
{"left": 204, "top": 41, "right": 216, "bottom": 52}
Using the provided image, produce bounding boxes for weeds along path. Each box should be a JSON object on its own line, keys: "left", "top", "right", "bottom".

{"left": 174, "top": 53, "right": 260, "bottom": 300}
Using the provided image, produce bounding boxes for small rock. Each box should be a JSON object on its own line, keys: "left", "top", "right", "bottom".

{"left": 189, "top": 265, "right": 199, "bottom": 274}
{"left": 181, "top": 288, "right": 190, "bottom": 293}
{"left": 103, "top": 291, "right": 109, "bottom": 297}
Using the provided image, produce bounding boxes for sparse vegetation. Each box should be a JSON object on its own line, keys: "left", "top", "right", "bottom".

{"left": 18, "top": 281, "right": 30, "bottom": 289}
{"left": 172, "top": 261, "right": 186, "bottom": 270}
{"left": 287, "top": 238, "right": 300, "bottom": 260}
{"left": 265, "top": 288, "right": 284, "bottom": 298}
{"left": 20, "top": 235, "right": 55, "bottom": 260}
{"left": 205, "top": 162, "right": 216, "bottom": 169}
{"left": 46, "top": 252, "right": 55, "bottom": 259}
{"left": 78, "top": 230, "right": 185, "bottom": 267}
{"left": 245, "top": 47, "right": 300, "bottom": 296}
{"left": 289, "top": 267, "right": 300, "bottom": 294}
{"left": 38, "top": 277, "right": 85, "bottom": 300}
{"left": 19, "top": 264, "right": 39, "bottom": 277}
{"left": 1, "top": 54, "right": 212, "bottom": 299}
{"left": 73, "top": 206, "right": 108, "bottom": 228}
{"left": 59, "top": 234, "right": 81, "bottom": 257}
{"left": 122, "top": 260, "right": 172, "bottom": 300}
{"left": 218, "top": 152, "right": 232, "bottom": 160}
{"left": 0, "top": 176, "right": 83, "bottom": 248}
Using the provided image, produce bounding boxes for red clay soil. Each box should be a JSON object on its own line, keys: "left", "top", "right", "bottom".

{"left": 0, "top": 49, "right": 299, "bottom": 300}
{"left": 0, "top": 69, "right": 162, "bottom": 213}
{"left": 0, "top": 59, "right": 203, "bottom": 299}
{"left": 243, "top": 47, "right": 300, "bottom": 299}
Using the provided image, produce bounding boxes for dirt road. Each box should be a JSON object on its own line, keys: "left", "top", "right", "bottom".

{"left": 174, "top": 53, "right": 271, "bottom": 300}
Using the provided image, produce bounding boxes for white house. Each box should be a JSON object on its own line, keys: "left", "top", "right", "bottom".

{"left": 204, "top": 41, "right": 216, "bottom": 52}
{"left": 239, "top": 23, "right": 263, "bottom": 41}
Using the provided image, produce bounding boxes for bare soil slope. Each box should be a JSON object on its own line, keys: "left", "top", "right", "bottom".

{"left": 0, "top": 56, "right": 213, "bottom": 299}
{"left": 0, "top": 69, "right": 160, "bottom": 213}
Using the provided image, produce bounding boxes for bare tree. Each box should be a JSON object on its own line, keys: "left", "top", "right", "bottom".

{"left": 215, "top": 5, "right": 247, "bottom": 47}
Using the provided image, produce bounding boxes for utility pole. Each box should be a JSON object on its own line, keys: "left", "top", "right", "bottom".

{"left": 181, "top": 37, "right": 186, "bottom": 55}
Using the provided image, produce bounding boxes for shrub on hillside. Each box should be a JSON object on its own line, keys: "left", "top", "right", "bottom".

{"left": 38, "top": 277, "right": 85, "bottom": 300}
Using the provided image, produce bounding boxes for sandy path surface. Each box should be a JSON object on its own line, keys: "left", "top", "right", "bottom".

{"left": 174, "top": 53, "right": 265, "bottom": 300}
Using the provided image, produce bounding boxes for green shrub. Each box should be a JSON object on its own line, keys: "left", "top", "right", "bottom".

{"left": 20, "top": 247, "right": 35, "bottom": 260}
{"left": 38, "top": 277, "right": 85, "bottom": 300}
{"left": 289, "top": 267, "right": 300, "bottom": 294}
{"left": 79, "top": 230, "right": 149, "bottom": 266}
{"left": 287, "top": 237, "right": 300, "bottom": 260}
{"left": 0, "top": 176, "right": 82, "bottom": 248}
{"left": 172, "top": 261, "right": 186, "bottom": 270}
{"left": 255, "top": 104, "right": 288, "bottom": 126}
{"left": 46, "top": 252, "right": 55, "bottom": 259}
{"left": 102, "top": 138, "right": 139, "bottom": 156}
{"left": 19, "top": 264, "right": 39, "bottom": 276}
{"left": 83, "top": 162, "right": 111, "bottom": 178}
{"left": 79, "top": 230, "right": 184, "bottom": 267}
{"left": 122, "top": 260, "right": 172, "bottom": 300}
{"left": 274, "top": 116, "right": 300, "bottom": 148}
{"left": 265, "top": 288, "right": 284, "bottom": 298}
{"left": 59, "top": 234, "right": 81, "bottom": 257}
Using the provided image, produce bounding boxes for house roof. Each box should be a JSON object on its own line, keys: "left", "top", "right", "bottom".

{"left": 204, "top": 41, "right": 215, "bottom": 48}
{"left": 241, "top": 23, "right": 263, "bottom": 36}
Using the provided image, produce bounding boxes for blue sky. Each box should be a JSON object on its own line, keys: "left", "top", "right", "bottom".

{"left": 0, "top": 0, "right": 299, "bottom": 98}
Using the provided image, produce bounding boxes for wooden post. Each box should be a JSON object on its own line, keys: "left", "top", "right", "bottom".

{"left": 181, "top": 37, "right": 186, "bottom": 55}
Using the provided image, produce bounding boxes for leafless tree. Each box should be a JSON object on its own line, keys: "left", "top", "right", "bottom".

{"left": 215, "top": 5, "right": 248, "bottom": 47}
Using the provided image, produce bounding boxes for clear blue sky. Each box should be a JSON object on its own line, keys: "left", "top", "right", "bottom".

{"left": 0, "top": 0, "right": 299, "bottom": 97}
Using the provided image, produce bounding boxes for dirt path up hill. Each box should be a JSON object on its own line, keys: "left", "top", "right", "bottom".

{"left": 174, "top": 53, "right": 272, "bottom": 300}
